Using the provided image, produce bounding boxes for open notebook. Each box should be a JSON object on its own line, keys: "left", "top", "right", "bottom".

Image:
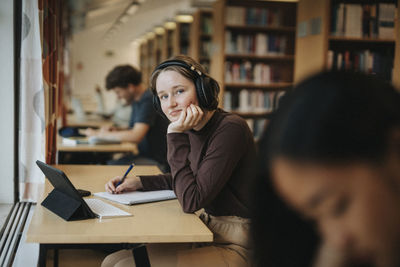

{"left": 94, "top": 190, "right": 177, "bottom": 205}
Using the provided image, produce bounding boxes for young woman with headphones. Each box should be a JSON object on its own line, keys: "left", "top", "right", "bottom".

{"left": 102, "top": 55, "right": 257, "bottom": 267}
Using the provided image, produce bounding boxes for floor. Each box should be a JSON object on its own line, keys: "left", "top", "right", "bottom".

{"left": 45, "top": 249, "right": 109, "bottom": 267}
{"left": 11, "top": 205, "right": 109, "bottom": 267}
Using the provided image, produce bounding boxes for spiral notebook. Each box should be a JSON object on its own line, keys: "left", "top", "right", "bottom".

{"left": 93, "top": 190, "right": 177, "bottom": 205}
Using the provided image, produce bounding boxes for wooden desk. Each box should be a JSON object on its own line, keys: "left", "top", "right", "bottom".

{"left": 26, "top": 165, "right": 213, "bottom": 266}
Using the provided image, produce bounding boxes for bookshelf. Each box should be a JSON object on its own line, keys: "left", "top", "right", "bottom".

{"left": 139, "top": 40, "right": 149, "bottom": 88}
{"left": 154, "top": 31, "right": 164, "bottom": 66}
{"left": 173, "top": 15, "right": 193, "bottom": 56}
{"left": 210, "top": 0, "right": 297, "bottom": 139}
{"left": 165, "top": 24, "right": 176, "bottom": 59}
{"left": 138, "top": 17, "right": 194, "bottom": 88}
{"left": 190, "top": 9, "right": 213, "bottom": 72}
{"left": 295, "top": 0, "right": 400, "bottom": 88}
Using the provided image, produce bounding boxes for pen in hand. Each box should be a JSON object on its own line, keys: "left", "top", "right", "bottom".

{"left": 115, "top": 163, "right": 135, "bottom": 188}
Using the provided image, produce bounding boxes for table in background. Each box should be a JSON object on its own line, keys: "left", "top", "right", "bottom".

{"left": 26, "top": 165, "right": 213, "bottom": 267}
{"left": 65, "top": 113, "right": 113, "bottom": 128}
{"left": 57, "top": 136, "right": 138, "bottom": 164}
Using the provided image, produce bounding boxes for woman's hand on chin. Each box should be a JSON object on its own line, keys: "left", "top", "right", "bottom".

{"left": 167, "top": 104, "right": 204, "bottom": 133}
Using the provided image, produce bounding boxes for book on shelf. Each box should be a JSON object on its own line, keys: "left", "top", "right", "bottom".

{"left": 201, "top": 15, "right": 213, "bottom": 35}
{"left": 225, "top": 31, "right": 287, "bottom": 55}
{"left": 331, "top": 3, "right": 396, "bottom": 38}
{"left": 378, "top": 3, "right": 396, "bottom": 39}
{"left": 345, "top": 4, "right": 363, "bottom": 38}
{"left": 225, "top": 89, "right": 284, "bottom": 113}
{"left": 200, "top": 40, "right": 212, "bottom": 58}
{"left": 225, "top": 6, "right": 283, "bottom": 27}
{"left": 225, "top": 61, "right": 280, "bottom": 84}
{"left": 224, "top": 91, "right": 232, "bottom": 111}
{"left": 327, "top": 49, "right": 393, "bottom": 80}
{"left": 245, "top": 118, "right": 268, "bottom": 140}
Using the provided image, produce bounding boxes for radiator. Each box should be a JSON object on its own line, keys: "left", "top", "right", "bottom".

{"left": 0, "top": 202, "right": 32, "bottom": 267}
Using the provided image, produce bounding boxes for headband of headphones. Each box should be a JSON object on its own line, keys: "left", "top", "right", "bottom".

{"left": 153, "top": 59, "right": 204, "bottom": 77}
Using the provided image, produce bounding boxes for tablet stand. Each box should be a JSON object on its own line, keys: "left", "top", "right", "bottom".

{"left": 41, "top": 189, "right": 94, "bottom": 221}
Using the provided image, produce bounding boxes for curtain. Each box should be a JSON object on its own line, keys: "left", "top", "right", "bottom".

{"left": 18, "top": 0, "right": 46, "bottom": 202}
{"left": 19, "top": 0, "right": 65, "bottom": 202}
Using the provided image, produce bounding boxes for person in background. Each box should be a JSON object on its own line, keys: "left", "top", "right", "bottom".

{"left": 102, "top": 55, "right": 257, "bottom": 267}
{"left": 82, "top": 65, "right": 169, "bottom": 170}
{"left": 252, "top": 71, "right": 400, "bottom": 267}
{"left": 94, "top": 84, "right": 132, "bottom": 128}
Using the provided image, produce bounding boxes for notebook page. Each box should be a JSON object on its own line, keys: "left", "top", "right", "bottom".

{"left": 94, "top": 190, "right": 177, "bottom": 205}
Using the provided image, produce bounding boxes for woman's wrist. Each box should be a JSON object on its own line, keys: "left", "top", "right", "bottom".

{"left": 135, "top": 176, "right": 143, "bottom": 190}
{"left": 167, "top": 124, "right": 184, "bottom": 133}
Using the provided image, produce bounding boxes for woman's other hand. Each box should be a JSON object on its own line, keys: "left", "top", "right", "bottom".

{"left": 168, "top": 104, "right": 204, "bottom": 133}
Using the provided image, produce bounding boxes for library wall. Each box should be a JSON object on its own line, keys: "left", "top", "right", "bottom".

{"left": 70, "top": 30, "right": 139, "bottom": 113}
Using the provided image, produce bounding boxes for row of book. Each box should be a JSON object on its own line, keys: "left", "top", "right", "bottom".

{"left": 331, "top": 3, "right": 396, "bottom": 38}
{"left": 179, "top": 23, "right": 191, "bottom": 55}
{"left": 226, "top": 6, "right": 283, "bottom": 27}
{"left": 200, "top": 40, "right": 212, "bottom": 58}
{"left": 201, "top": 15, "right": 213, "bottom": 35}
{"left": 225, "top": 61, "right": 282, "bottom": 84}
{"left": 327, "top": 49, "right": 393, "bottom": 80}
{"left": 225, "top": 31, "right": 288, "bottom": 55}
{"left": 200, "top": 60, "right": 210, "bottom": 72}
{"left": 223, "top": 90, "right": 285, "bottom": 113}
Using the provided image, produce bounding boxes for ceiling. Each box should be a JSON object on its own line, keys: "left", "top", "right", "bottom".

{"left": 68, "top": 0, "right": 215, "bottom": 46}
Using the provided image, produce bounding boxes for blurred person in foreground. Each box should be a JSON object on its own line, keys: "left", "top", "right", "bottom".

{"left": 251, "top": 71, "right": 400, "bottom": 267}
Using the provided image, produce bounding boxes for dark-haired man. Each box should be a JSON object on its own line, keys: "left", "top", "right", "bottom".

{"left": 83, "top": 65, "right": 168, "bottom": 171}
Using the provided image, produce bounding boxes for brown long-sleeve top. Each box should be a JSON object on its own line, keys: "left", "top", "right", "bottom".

{"left": 140, "top": 109, "right": 256, "bottom": 218}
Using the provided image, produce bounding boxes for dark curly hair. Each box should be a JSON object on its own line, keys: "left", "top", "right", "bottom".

{"left": 105, "top": 65, "right": 142, "bottom": 90}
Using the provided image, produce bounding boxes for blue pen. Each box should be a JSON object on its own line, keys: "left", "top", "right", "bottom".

{"left": 115, "top": 163, "right": 135, "bottom": 187}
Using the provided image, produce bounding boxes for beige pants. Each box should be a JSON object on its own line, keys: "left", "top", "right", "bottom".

{"left": 101, "top": 212, "right": 252, "bottom": 267}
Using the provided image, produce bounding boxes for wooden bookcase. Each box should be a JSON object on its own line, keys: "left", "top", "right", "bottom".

{"left": 190, "top": 9, "right": 213, "bottom": 72}
{"left": 139, "top": 40, "right": 150, "bottom": 88}
{"left": 295, "top": 0, "right": 400, "bottom": 89}
{"left": 154, "top": 31, "right": 164, "bottom": 66}
{"left": 210, "top": 0, "right": 297, "bottom": 138}
{"left": 139, "top": 17, "right": 195, "bottom": 87}
{"left": 174, "top": 21, "right": 192, "bottom": 56}
{"left": 165, "top": 26, "right": 176, "bottom": 59}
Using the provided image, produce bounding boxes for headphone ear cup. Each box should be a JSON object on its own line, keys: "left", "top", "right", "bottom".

{"left": 153, "top": 95, "right": 161, "bottom": 113}
{"left": 153, "top": 95, "right": 169, "bottom": 121}
{"left": 199, "top": 76, "right": 218, "bottom": 109}
{"left": 195, "top": 77, "right": 208, "bottom": 108}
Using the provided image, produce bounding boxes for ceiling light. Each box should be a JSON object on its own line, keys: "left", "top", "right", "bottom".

{"left": 175, "top": 14, "right": 193, "bottom": 23}
{"left": 154, "top": 26, "right": 165, "bottom": 35}
{"left": 146, "top": 32, "right": 156, "bottom": 39}
{"left": 164, "top": 21, "right": 176, "bottom": 30}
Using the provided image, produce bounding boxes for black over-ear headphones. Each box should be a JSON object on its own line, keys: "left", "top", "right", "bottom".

{"left": 151, "top": 59, "right": 219, "bottom": 113}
